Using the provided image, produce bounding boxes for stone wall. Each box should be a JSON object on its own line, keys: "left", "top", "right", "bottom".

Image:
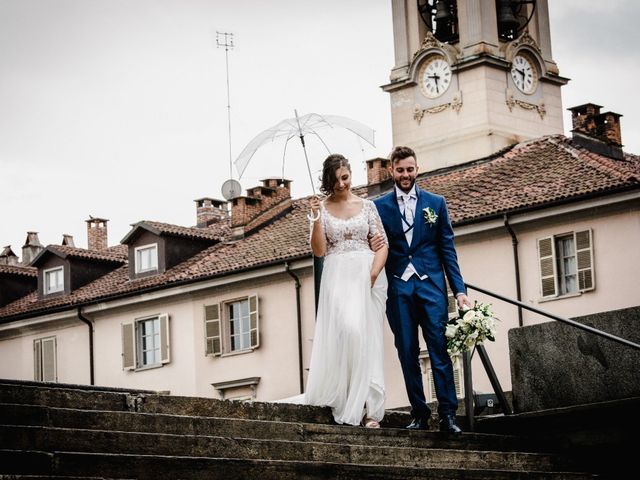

{"left": 508, "top": 306, "right": 640, "bottom": 412}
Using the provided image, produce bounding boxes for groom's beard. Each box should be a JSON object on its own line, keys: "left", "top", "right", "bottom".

{"left": 394, "top": 178, "right": 416, "bottom": 193}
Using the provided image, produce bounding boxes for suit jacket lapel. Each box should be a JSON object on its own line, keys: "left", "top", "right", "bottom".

{"left": 384, "top": 191, "right": 405, "bottom": 237}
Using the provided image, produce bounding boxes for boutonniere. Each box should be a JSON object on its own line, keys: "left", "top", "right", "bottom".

{"left": 423, "top": 207, "right": 438, "bottom": 227}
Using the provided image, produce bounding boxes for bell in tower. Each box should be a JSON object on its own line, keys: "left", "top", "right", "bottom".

{"left": 418, "top": 0, "right": 459, "bottom": 43}
{"left": 383, "top": 0, "right": 568, "bottom": 171}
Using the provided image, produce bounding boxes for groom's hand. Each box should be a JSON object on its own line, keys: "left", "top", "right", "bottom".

{"left": 456, "top": 293, "right": 472, "bottom": 309}
{"left": 368, "top": 232, "right": 385, "bottom": 252}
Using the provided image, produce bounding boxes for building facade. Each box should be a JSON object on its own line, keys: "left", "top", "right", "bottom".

{"left": 1, "top": 1, "right": 639, "bottom": 411}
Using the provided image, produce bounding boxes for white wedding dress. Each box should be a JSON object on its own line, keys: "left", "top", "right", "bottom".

{"left": 303, "top": 199, "right": 388, "bottom": 426}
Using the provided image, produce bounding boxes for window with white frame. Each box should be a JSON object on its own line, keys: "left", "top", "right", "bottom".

{"left": 134, "top": 244, "right": 158, "bottom": 274}
{"left": 204, "top": 295, "right": 259, "bottom": 357}
{"left": 537, "top": 229, "right": 594, "bottom": 298}
{"left": 44, "top": 266, "right": 64, "bottom": 294}
{"left": 34, "top": 336, "right": 57, "bottom": 382}
{"left": 121, "top": 314, "right": 170, "bottom": 370}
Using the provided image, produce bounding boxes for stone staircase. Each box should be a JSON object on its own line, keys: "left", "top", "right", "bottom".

{"left": 0, "top": 380, "right": 597, "bottom": 479}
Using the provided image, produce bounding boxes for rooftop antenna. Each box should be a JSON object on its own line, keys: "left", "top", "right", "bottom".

{"left": 216, "top": 31, "right": 241, "bottom": 200}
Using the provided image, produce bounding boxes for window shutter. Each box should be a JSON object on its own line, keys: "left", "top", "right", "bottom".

{"left": 427, "top": 369, "right": 437, "bottom": 402}
{"left": 453, "top": 362, "right": 464, "bottom": 398}
{"left": 34, "top": 339, "right": 42, "bottom": 381}
{"left": 204, "top": 304, "right": 222, "bottom": 356}
{"left": 249, "top": 294, "right": 259, "bottom": 349}
{"left": 159, "top": 314, "right": 170, "bottom": 364}
{"left": 428, "top": 364, "right": 463, "bottom": 401}
{"left": 121, "top": 323, "right": 136, "bottom": 370}
{"left": 575, "top": 229, "right": 594, "bottom": 292}
{"left": 41, "top": 337, "right": 57, "bottom": 382}
{"left": 537, "top": 236, "right": 558, "bottom": 297}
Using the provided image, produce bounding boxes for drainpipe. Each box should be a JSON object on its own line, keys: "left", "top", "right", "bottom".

{"left": 285, "top": 262, "right": 304, "bottom": 394}
{"left": 77, "top": 307, "right": 95, "bottom": 385}
{"left": 503, "top": 214, "right": 523, "bottom": 327}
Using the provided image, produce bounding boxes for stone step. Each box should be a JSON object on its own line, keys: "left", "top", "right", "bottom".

{"left": 0, "top": 380, "right": 438, "bottom": 428}
{"left": 0, "top": 450, "right": 597, "bottom": 480}
{"left": 0, "top": 381, "right": 132, "bottom": 412}
{"left": 0, "top": 476, "right": 129, "bottom": 480}
{"left": 0, "top": 403, "right": 546, "bottom": 453}
{"left": 0, "top": 424, "right": 574, "bottom": 472}
{"left": 0, "top": 380, "right": 344, "bottom": 425}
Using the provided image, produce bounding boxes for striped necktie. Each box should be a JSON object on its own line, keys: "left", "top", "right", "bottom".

{"left": 401, "top": 195, "right": 414, "bottom": 233}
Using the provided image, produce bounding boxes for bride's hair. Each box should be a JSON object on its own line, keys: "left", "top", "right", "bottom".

{"left": 320, "top": 154, "right": 351, "bottom": 195}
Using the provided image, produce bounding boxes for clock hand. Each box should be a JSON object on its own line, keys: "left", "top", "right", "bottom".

{"left": 426, "top": 74, "right": 441, "bottom": 93}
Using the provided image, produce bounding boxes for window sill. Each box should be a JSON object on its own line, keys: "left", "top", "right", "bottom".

{"left": 538, "top": 291, "right": 582, "bottom": 303}
{"left": 134, "top": 363, "right": 164, "bottom": 372}
{"left": 221, "top": 348, "right": 255, "bottom": 358}
{"left": 43, "top": 290, "right": 65, "bottom": 298}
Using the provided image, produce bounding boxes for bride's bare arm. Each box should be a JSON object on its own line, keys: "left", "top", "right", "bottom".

{"left": 370, "top": 242, "right": 388, "bottom": 287}
{"left": 309, "top": 197, "right": 326, "bottom": 257}
{"left": 369, "top": 204, "right": 388, "bottom": 286}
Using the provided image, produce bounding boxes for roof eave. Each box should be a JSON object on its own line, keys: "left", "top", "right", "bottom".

{"left": 0, "top": 252, "right": 312, "bottom": 324}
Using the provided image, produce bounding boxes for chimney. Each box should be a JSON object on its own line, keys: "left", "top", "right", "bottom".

{"left": 0, "top": 246, "right": 19, "bottom": 266}
{"left": 22, "top": 232, "right": 44, "bottom": 265}
{"left": 601, "top": 111, "right": 623, "bottom": 146}
{"left": 366, "top": 157, "right": 392, "bottom": 185}
{"left": 62, "top": 234, "right": 75, "bottom": 247}
{"left": 570, "top": 103, "right": 601, "bottom": 134}
{"left": 86, "top": 217, "right": 109, "bottom": 251}
{"left": 230, "top": 178, "right": 292, "bottom": 238}
{"left": 194, "top": 197, "right": 228, "bottom": 227}
{"left": 568, "top": 103, "right": 624, "bottom": 159}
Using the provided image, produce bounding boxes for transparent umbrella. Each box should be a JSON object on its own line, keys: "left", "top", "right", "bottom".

{"left": 234, "top": 110, "right": 375, "bottom": 195}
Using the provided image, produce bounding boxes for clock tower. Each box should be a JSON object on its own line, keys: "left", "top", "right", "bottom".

{"left": 383, "top": 0, "right": 568, "bottom": 170}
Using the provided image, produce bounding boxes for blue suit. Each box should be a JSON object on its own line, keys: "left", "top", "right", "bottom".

{"left": 374, "top": 187, "right": 465, "bottom": 418}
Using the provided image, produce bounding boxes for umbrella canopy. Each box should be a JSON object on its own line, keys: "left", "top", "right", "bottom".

{"left": 234, "top": 111, "right": 375, "bottom": 194}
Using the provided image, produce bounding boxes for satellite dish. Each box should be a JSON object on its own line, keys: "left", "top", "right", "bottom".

{"left": 221, "top": 179, "right": 242, "bottom": 200}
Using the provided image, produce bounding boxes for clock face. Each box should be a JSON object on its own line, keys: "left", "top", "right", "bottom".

{"left": 511, "top": 54, "right": 538, "bottom": 94}
{"left": 420, "top": 56, "right": 452, "bottom": 99}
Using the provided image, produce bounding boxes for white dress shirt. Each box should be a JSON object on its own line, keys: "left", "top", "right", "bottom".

{"left": 395, "top": 185, "right": 428, "bottom": 282}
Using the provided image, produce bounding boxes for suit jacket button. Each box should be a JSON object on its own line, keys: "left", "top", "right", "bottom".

{"left": 408, "top": 255, "right": 413, "bottom": 260}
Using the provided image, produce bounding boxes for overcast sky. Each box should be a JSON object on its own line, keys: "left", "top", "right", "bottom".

{"left": 1, "top": 0, "right": 638, "bottom": 257}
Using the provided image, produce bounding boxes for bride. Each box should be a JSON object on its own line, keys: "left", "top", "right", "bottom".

{"left": 305, "top": 153, "right": 388, "bottom": 428}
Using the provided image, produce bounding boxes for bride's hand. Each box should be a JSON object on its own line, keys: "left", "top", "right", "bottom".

{"left": 309, "top": 196, "right": 321, "bottom": 215}
{"left": 370, "top": 271, "right": 378, "bottom": 287}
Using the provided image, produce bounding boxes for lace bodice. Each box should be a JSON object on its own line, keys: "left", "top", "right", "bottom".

{"left": 318, "top": 199, "right": 387, "bottom": 256}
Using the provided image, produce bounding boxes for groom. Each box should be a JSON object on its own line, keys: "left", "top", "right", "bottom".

{"left": 371, "top": 146, "right": 471, "bottom": 433}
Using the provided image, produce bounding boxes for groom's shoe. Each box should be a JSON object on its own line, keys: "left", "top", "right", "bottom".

{"left": 439, "top": 415, "right": 462, "bottom": 434}
{"left": 406, "top": 416, "right": 431, "bottom": 430}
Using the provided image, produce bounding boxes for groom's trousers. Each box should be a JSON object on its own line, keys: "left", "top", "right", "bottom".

{"left": 386, "top": 274, "right": 458, "bottom": 418}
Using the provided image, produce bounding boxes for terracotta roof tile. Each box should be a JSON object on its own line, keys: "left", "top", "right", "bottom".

{"left": 0, "top": 264, "right": 37, "bottom": 277}
{"left": 414, "top": 136, "right": 639, "bottom": 223}
{"left": 125, "top": 220, "right": 225, "bottom": 242}
{"left": 1, "top": 135, "right": 638, "bottom": 320}
{"left": 39, "top": 245, "right": 127, "bottom": 263}
{"left": 107, "top": 244, "right": 128, "bottom": 256}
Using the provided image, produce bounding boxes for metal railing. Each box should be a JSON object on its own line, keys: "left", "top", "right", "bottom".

{"left": 461, "top": 282, "right": 640, "bottom": 431}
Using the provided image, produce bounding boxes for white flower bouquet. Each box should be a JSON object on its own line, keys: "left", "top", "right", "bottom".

{"left": 445, "top": 301, "right": 498, "bottom": 356}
